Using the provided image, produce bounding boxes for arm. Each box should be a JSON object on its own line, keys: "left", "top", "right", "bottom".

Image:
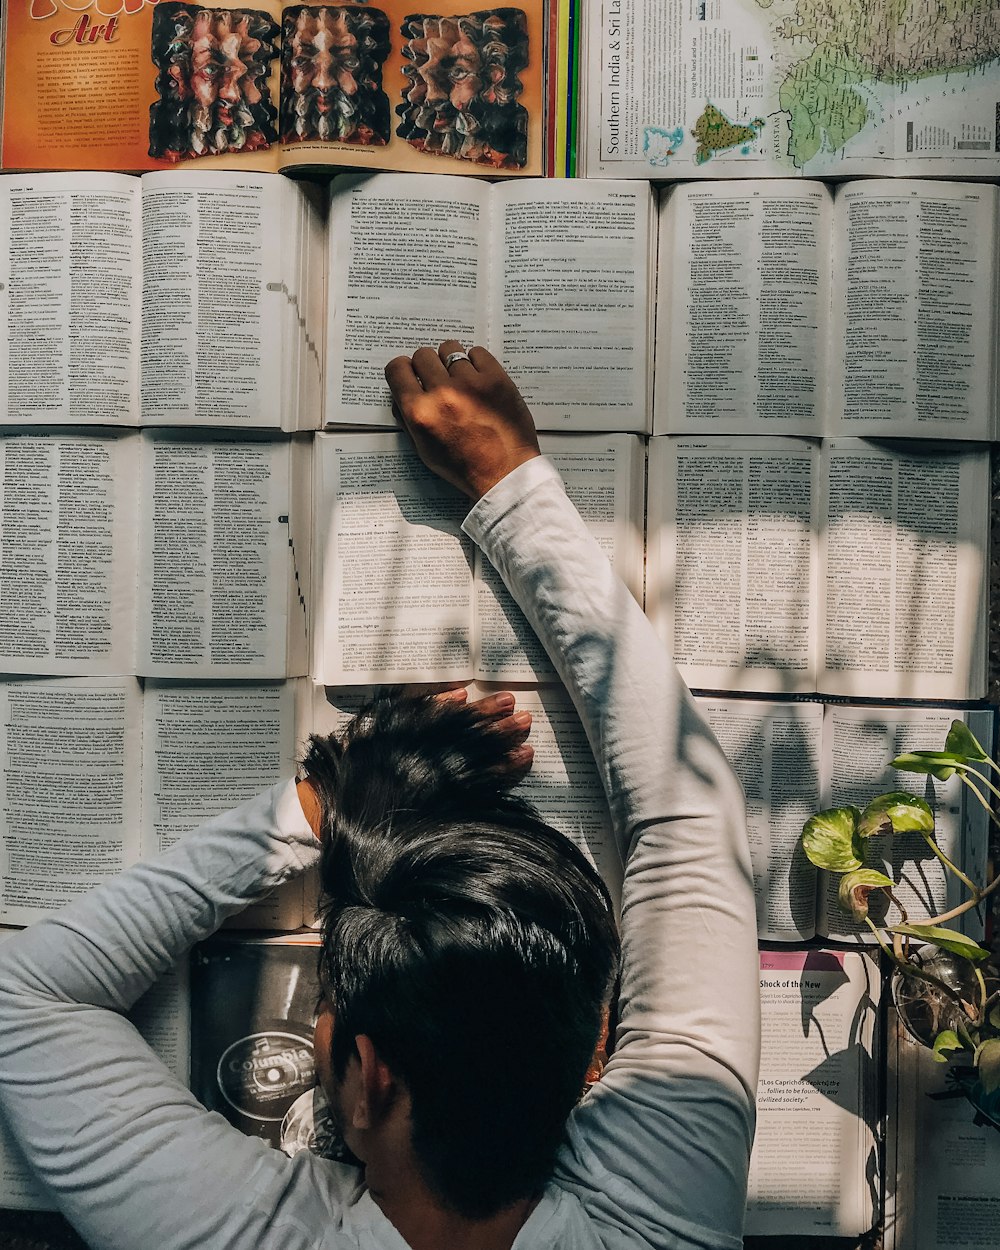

{"left": 388, "top": 343, "right": 760, "bottom": 1248}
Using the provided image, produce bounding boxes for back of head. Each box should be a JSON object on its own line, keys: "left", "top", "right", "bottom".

{"left": 301, "top": 693, "right": 620, "bottom": 1219}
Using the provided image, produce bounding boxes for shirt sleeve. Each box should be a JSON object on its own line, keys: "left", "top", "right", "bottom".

{"left": 464, "top": 456, "right": 761, "bottom": 1249}
{"left": 0, "top": 780, "right": 341, "bottom": 1250}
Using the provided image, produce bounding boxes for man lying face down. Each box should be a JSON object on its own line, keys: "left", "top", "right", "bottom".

{"left": 0, "top": 341, "right": 759, "bottom": 1250}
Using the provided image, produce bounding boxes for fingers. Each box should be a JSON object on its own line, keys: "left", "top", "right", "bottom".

{"left": 411, "top": 345, "right": 450, "bottom": 389}
{"left": 437, "top": 339, "right": 477, "bottom": 375}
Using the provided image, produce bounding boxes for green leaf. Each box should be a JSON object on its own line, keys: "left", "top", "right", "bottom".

{"left": 801, "top": 807, "right": 863, "bottom": 872}
{"left": 838, "top": 869, "right": 894, "bottom": 921}
{"left": 890, "top": 925, "right": 992, "bottom": 964}
{"left": 890, "top": 751, "right": 968, "bottom": 781}
{"left": 989, "top": 1005, "right": 1000, "bottom": 1031}
{"left": 932, "top": 1029, "right": 963, "bottom": 1063}
{"left": 977, "top": 1039, "right": 1000, "bottom": 1094}
{"left": 945, "top": 720, "right": 989, "bottom": 763}
{"left": 859, "top": 792, "right": 934, "bottom": 838}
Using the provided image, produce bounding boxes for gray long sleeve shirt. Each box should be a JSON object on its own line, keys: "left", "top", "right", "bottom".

{"left": 0, "top": 455, "right": 760, "bottom": 1249}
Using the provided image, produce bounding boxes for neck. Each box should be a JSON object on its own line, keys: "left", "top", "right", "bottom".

{"left": 366, "top": 1157, "right": 539, "bottom": 1250}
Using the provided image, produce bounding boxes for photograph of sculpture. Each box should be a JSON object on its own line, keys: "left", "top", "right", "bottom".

{"left": 149, "top": 4, "right": 281, "bottom": 162}
{"left": 396, "top": 8, "right": 529, "bottom": 169}
{"left": 280, "top": 5, "right": 392, "bottom": 145}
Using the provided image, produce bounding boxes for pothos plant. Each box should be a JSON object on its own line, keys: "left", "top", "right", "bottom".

{"left": 800, "top": 720, "right": 1000, "bottom": 1119}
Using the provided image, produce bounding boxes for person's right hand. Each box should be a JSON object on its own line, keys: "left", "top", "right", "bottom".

{"left": 384, "top": 340, "right": 540, "bottom": 501}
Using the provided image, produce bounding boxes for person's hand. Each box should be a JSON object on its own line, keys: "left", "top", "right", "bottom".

{"left": 385, "top": 340, "right": 541, "bottom": 501}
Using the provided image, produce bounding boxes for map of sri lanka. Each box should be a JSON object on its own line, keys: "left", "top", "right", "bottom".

{"left": 758, "top": 0, "right": 1000, "bottom": 167}
{"left": 692, "top": 104, "right": 766, "bottom": 163}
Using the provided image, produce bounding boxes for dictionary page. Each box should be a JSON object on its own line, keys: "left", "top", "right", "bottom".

{"left": 325, "top": 173, "right": 491, "bottom": 425}
{"left": 818, "top": 704, "right": 992, "bottom": 943}
{"left": 136, "top": 432, "right": 295, "bottom": 679}
{"left": 0, "top": 173, "right": 141, "bottom": 426}
{"left": 313, "top": 432, "right": 474, "bottom": 684}
{"left": 697, "top": 697, "right": 822, "bottom": 941}
{"left": 139, "top": 171, "right": 286, "bottom": 428}
{"left": 142, "top": 680, "right": 308, "bottom": 929}
{"left": 0, "top": 677, "right": 143, "bottom": 927}
{"left": 819, "top": 439, "right": 988, "bottom": 700}
{"left": 0, "top": 429, "right": 140, "bottom": 675}
{"left": 746, "top": 949, "right": 879, "bottom": 1237}
{"left": 128, "top": 961, "right": 192, "bottom": 1086}
{"left": 654, "top": 181, "right": 832, "bottom": 436}
{"left": 475, "top": 434, "right": 645, "bottom": 682}
{"left": 490, "top": 179, "right": 653, "bottom": 432}
{"left": 646, "top": 436, "right": 820, "bottom": 693}
{"left": 829, "top": 181, "right": 998, "bottom": 441}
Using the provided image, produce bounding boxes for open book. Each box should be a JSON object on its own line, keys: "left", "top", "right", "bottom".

{"left": 655, "top": 180, "right": 999, "bottom": 442}
{"left": 0, "top": 172, "right": 323, "bottom": 430}
{"left": 747, "top": 949, "right": 881, "bottom": 1237}
{"left": 1, "top": 0, "right": 556, "bottom": 177}
{"left": 312, "top": 430, "right": 645, "bottom": 683}
{"left": 696, "top": 699, "right": 994, "bottom": 943}
{"left": 0, "top": 429, "right": 310, "bottom": 678}
{"left": 647, "top": 436, "right": 990, "bottom": 700}
{"left": 578, "top": 0, "right": 1000, "bottom": 180}
{"left": 323, "top": 173, "right": 656, "bottom": 432}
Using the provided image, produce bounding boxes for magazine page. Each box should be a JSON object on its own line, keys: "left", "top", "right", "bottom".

{"left": 313, "top": 431, "right": 474, "bottom": 684}
{"left": 491, "top": 179, "right": 653, "bottom": 432}
{"left": 829, "top": 182, "right": 998, "bottom": 441}
{"left": 475, "top": 434, "right": 644, "bottom": 681}
{"left": 324, "top": 172, "right": 492, "bottom": 426}
{"left": 0, "top": 677, "right": 143, "bottom": 927}
{"left": 1, "top": 0, "right": 283, "bottom": 172}
{"left": 654, "top": 181, "right": 832, "bottom": 437}
{"left": 819, "top": 439, "right": 989, "bottom": 700}
{"left": 139, "top": 171, "right": 287, "bottom": 428}
{"left": 0, "top": 174, "right": 142, "bottom": 426}
{"left": 747, "top": 949, "right": 880, "bottom": 1236}
{"left": 276, "top": 0, "right": 546, "bottom": 176}
{"left": 136, "top": 432, "right": 296, "bottom": 679}
{"left": 0, "top": 429, "right": 141, "bottom": 676}
{"left": 696, "top": 697, "right": 822, "bottom": 941}
{"left": 646, "top": 436, "right": 820, "bottom": 694}
{"left": 579, "top": 0, "right": 1000, "bottom": 179}
{"left": 818, "top": 705, "right": 993, "bottom": 943}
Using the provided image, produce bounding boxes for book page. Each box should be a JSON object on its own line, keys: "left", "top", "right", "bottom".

{"left": 646, "top": 436, "right": 819, "bottom": 693}
{"left": 127, "top": 961, "right": 191, "bottom": 1085}
{"left": 142, "top": 681, "right": 306, "bottom": 929}
{"left": 492, "top": 180, "right": 652, "bottom": 432}
{"left": 655, "top": 181, "right": 831, "bottom": 436}
{"left": 325, "top": 173, "right": 491, "bottom": 424}
{"left": 313, "top": 432, "right": 474, "bottom": 684}
{"left": 747, "top": 949, "right": 879, "bottom": 1237}
{"left": 886, "top": 1021, "right": 1000, "bottom": 1250}
{"left": 0, "top": 173, "right": 141, "bottom": 426}
{"left": 136, "top": 433, "right": 293, "bottom": 679}
{"left": 819, "top": 705, "right": 992, "bottom": 943}
{"left": 697, "top": 698, "right": 822, "bottom": 941}
{"left": 0, "top": 429, "right": 140, "bottom": 675}
{"left": 0, "top": 677, "right": 143, "bottom": 927}
{"left": 140, "top": 172, "right": 285, "bottom": 427}
{"left": 820, "top": 439, "right": 988, "bottom": 700}
{"left": 475, "top": 435, "right": 644, "bottom": 682}
{"left": 830, "top": 182, "right": 997, "bottom": 440}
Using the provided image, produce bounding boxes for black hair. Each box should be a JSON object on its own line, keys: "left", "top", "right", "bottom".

{"left": 300, "top": 691, "right": 619, "bottom": 1219}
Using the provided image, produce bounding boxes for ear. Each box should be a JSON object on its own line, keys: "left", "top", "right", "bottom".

{"left": 350, "top": 1034, "right": 399, "bottom": 1130}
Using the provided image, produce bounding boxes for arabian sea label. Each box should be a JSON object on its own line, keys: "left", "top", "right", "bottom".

{"left": 217, "top": 1030, "right": 316, "bottom": 1121}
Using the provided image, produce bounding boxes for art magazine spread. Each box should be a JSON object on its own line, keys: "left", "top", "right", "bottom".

{"left": 1, "top": 0, "right": 549, "bottom": 175}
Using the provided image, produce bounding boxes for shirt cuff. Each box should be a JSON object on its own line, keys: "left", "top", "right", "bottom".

{"left": 462, "top": 456, "right": 565, "bottom": 546}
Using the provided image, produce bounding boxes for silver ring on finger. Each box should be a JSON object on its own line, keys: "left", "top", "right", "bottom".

{"left": 443, "top": 351, "right": 472, "bottom": 369}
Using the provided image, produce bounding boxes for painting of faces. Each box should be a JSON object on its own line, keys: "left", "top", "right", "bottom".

{"left": 397, "top": 8, "right": 528, "bottom": 169}
{"left": 280, "top": 5, "right": 392, "bottom": 144}
{"left": 149, "top": 4, "right": 280, "bottom": 161}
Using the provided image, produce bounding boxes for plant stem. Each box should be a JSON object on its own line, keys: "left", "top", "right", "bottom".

{"left": 920, "top": 829, "right": 980, "bottom": 897}
{"left": 865, "top": 916, "right": 901, "bottom": 964}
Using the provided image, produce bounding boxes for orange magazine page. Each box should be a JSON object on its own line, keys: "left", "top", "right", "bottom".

{"left": 274, "top": 1, "right": 545, "bottom": 177}
{"left": 1, "top": 0, "right": 284, "bottom": 171}
{"left": 2, "top": 1, "right": 546, "bottom": 176}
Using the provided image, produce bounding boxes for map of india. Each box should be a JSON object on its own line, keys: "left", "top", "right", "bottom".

{"left": 759, "top": 0, "right": 1000, "bottom": 166}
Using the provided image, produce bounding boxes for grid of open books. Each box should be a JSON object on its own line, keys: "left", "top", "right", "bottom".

{"left": 0, "top": 163, "right": 997, "bottom": 1241}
